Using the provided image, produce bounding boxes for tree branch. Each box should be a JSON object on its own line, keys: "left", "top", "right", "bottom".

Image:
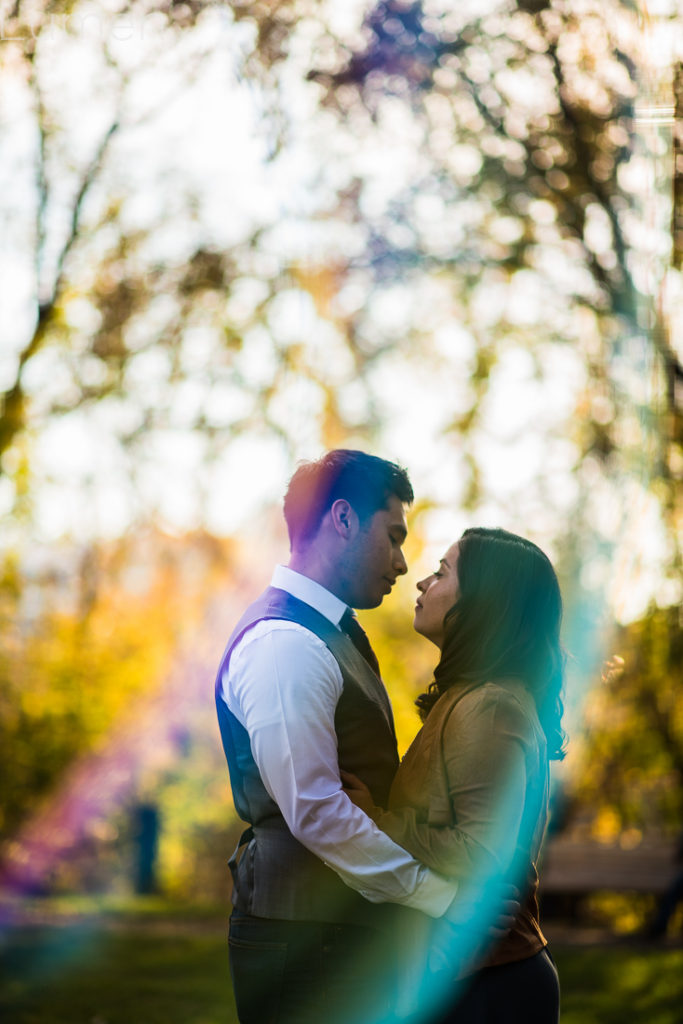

{"left": 0, "top": 116, "right": 121, "bottom": 469}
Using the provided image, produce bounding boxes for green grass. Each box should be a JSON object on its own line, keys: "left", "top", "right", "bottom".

{"left": 0, "top": 925, "right": 237, "bottom": 1024}
{"left": 1, "top": 921, "right": 682, "bottom": 1024}
{"left": 553, "top": 946, "right": 683, "bottom": 1024}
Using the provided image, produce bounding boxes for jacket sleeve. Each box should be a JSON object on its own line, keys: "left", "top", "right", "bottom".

{"left": 375, "top": 690, "right": 536, "bottom": 884}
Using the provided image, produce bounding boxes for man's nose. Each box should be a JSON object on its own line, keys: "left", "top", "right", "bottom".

{"left": 394, "top": 550, "right": 408, "bottom": 576}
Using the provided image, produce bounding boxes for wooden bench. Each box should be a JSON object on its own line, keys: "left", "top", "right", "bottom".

{"left": 540, "top": 838, "right": 679, "bottom": 894}
{"left": 537, "top": 837, "right": 681, "bottom": 923}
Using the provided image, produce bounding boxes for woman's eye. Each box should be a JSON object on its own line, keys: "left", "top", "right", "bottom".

{"left": 433, "top": 571, "right": 442, "bottom": 579}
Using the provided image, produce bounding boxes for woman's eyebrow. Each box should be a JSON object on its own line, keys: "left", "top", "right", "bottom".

{"left": 440, "top": 558, "right": 450, "bottom": 568}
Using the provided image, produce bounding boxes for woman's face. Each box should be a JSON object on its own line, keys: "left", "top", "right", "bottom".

{"left": 413, "top": 541, "right": 460, "bottom": 649}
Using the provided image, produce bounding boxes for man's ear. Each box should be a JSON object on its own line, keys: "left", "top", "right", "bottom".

{"left": 329, "top": 499, "right": 359, "bottom": 540}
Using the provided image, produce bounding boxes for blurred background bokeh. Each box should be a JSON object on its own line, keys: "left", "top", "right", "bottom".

{"left": 1, "top": 1, "right": 681, "bottom": 1020}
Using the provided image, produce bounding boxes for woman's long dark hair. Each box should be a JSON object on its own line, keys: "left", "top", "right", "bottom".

{"left": 416, "top": 527, "right": 566, "bottom": 760}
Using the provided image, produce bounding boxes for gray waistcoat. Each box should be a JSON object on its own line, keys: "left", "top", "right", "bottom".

{"left": 214, "top": 586, "right": 400, "bottom": 926}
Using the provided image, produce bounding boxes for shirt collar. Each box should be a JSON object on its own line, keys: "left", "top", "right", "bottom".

{"left": 271, "top": 565, "right": 348, "bottom": 628}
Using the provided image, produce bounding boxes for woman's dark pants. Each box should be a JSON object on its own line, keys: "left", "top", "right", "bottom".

{"left": 432, "top": 948, "right": 560, "bottom": 1024}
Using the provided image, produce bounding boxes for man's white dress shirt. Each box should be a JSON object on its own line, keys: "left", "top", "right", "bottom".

{"left": 220, "top": 564, "right": 457, "bottom": 917}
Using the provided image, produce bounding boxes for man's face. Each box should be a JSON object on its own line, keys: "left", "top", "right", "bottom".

{"left": 344, "top": 495, "right": 409, "bottom": 609}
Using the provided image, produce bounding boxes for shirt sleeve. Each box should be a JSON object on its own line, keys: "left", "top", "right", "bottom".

{"left": 376, "top": 690, "right": 534, "bottom": 885}
{"left": 223, "top": 620, "right": 457, "bottom": 917}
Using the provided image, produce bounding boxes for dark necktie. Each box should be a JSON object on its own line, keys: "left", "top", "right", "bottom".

{"left": 340, "top": 607, "right": 381, "bottom": 678}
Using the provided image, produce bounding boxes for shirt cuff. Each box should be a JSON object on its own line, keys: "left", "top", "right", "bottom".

{"left": 403, "top": 868, "right": 459, "bottom": 918}
{"left": 358, "top": 868, "right": 458, "bottom": 918}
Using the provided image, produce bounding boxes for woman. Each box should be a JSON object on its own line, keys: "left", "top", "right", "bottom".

{"left": 344, "top": 527, "right": 564, "bottom": 1023}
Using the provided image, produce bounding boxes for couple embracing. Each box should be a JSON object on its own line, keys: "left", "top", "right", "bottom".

{"left": 214, "top": 450, "right": 564, "bottom": 1023}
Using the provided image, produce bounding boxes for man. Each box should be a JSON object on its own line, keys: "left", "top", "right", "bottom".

{"left": 215, "top": 451, "right": 471, "bottom": 1022}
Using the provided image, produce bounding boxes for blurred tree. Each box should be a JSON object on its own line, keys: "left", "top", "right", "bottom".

{"left": 0, "top": 528, "right": 233, "bottom": 848}
{"left": 3, "top": 0, "right": 678, "bottom": 550}
{"left": 576, "top": 603, "right": 683, "bottom": 838}
{"left": 223, "top": 1, "right": 681, "bottom": 631}
{"left": 306, "top": 0, "right": 679, "bottom": 522}
{"left": 0, "top": 0, "right": 381, "bottom": 546}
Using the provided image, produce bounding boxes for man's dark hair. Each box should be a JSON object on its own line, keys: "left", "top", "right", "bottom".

{"left": 283, "top": 449, "right": 413, "bottom": 549}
